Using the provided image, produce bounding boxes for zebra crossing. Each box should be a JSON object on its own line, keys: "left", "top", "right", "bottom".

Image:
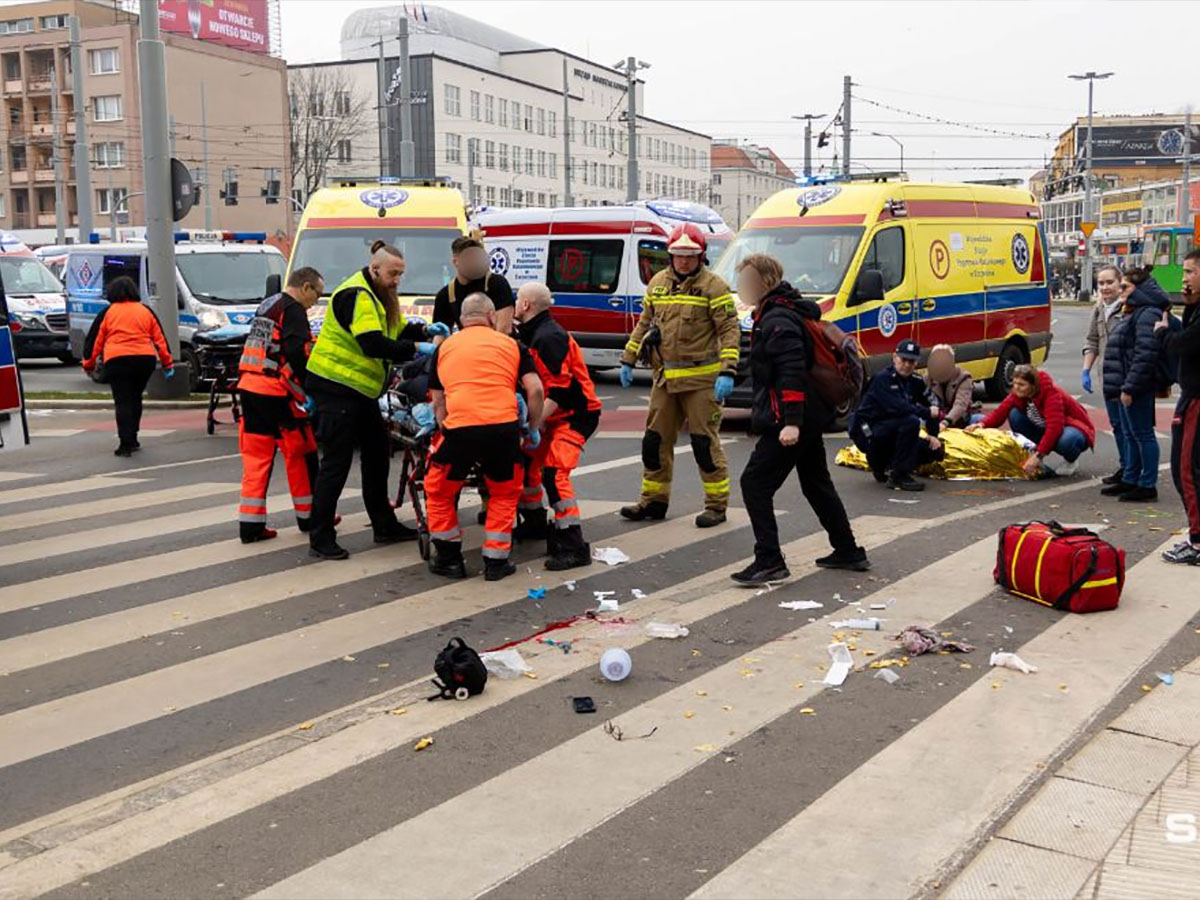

{"left": 0, "top": 452, "right": 1195, "bottom": 900}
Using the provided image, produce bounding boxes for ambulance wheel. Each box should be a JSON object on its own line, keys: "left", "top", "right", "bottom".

{"left": 986, "top": 342, "right": 1027, "bottom": 401}
{"left": 418, "top": 529, "right": 430, "bottom": 561}
{"left": 454, "top": 686, "right": 470, "bottom": 701}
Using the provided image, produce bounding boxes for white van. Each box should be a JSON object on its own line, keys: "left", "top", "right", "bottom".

{"left": 65, "top": 231, "right": 286, "bottom": 389}
{"left": 475, "top": 200, "right": 733, "bottom": 368}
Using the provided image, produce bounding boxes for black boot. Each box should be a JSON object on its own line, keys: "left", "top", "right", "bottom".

{"left": 545, "top": 525, "right": 592, "bottom": 571}
{"left": 514, "top": 508, "right": 550, "bottom": 542}
{"left": 483, "top": 557, "right": 517, "bottom": 581}
{"left": 428, "top": 539, "right": 466, "bottom": 579}
{"left": 1100, "top": 468, "right": 1125, "bottom": 486}
{"left": 695, "top": 508, "right": 727, "bottom": 528}
{"left": 619, "top": 500, "right": 668, "bottom": 521}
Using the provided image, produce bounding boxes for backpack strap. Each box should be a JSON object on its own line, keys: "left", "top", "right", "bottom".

{"left": 1052, "top": 545, "right": 1099, "bottom": 610}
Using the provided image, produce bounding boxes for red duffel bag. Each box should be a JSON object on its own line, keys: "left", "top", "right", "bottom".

{"left": 993, "top": 521, "right": 1125, "bottom": 613}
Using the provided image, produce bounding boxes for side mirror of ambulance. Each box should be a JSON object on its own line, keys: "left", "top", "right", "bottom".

{"left": 265, "top": 274, "right": 282, "bottom": 298}
{"left": 850, "top": 269, "right": 885, "bottom": 306}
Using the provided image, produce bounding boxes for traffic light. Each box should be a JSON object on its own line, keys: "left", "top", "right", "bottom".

{"left": 220, "top": 168, "right": 238, "bottom": 206}
{"left": 261, "top": 168, "right": 280, "bottom": 205}
{"left": 817, "top": 132, "right": 830, "bottom": 148}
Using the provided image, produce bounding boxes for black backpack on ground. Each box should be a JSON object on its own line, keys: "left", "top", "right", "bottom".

{"left": 430, "top": 637, "right": 488, "bottom": 701}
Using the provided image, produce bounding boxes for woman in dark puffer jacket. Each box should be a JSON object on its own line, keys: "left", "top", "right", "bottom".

{"left": 1101, "top": 265, "right": 1171, "bottom": 502}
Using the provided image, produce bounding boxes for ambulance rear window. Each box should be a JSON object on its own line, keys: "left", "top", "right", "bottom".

{"left": 547, "top": 239, "right": 624, "bottom": 294}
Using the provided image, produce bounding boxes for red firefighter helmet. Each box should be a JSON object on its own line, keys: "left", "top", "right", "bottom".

{"left": 666, "top": 223, "right": 707, "bottom": 256}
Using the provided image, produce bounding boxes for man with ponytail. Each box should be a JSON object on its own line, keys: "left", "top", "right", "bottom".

{"left": 306, "top": 240, "right": 450, "bottom": 560}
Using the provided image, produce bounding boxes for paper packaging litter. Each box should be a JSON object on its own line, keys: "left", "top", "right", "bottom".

{"left": 479, "top": 649, "right": 532, "bottom": 679}
{"left": 596, "top": 597, "right": 620, "bottom": 613}
{"left": 593, "top": 547, "right": 631, "bottom": 566}
{"left": 874, "top": 668, "right": 901, "bottom": 685}
{"left": 644, "top": 622, "right": 689, "bottom": 639}
{"left": 631, "top": 589, "right": 646, "bottom": 600}
{"left": 778, "top": 600, "right": 824, "bottom": 611}
{"left": 830, "top": 617, "right": 883, "bottom": 630}
{"left": 894, "top": 625, "right": 975, "bottom": 655}
{"left": 565, "top": 581, "right": 577, "bottom": 592}
{"left": 989, "top": 651, "right": 1037, "bottom": 674}
{"left": 823, "top": 642, "right": 854, "bottom": 687}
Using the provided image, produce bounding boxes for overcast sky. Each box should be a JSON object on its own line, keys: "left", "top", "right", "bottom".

{"left": 276, "top": 0, "right": 1198, "bottom": 184}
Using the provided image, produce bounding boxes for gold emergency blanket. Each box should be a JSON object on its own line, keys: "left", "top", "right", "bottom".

{"left": 834, "top": 427, "right": 1032, "bottom": 481}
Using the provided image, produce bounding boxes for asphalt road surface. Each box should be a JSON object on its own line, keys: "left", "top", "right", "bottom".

{"left": 1, "top": 302, "right": 1197, "bottom": 899}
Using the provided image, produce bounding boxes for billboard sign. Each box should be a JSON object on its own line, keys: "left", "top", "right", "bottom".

{"left": 1077, "top": 123, "right": 1198, "bottom": 168}
{"left": 158, "top": 0, "right": 269, "bottom": 55}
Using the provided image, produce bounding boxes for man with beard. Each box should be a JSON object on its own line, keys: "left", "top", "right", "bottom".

{"left": 305, "top": 240, "right": 447, "bottom": 560}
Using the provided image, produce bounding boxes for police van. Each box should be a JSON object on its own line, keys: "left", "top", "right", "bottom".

{"left": 1, "top": 233, "right": 73, "bottom": 364}
{"left": 287, "top": 177, "right": 470, "bottom": 333}
{"left": 65, "top": 231, "right": 286, "bottom": 389}
{"left": 475, "top": 201, "right": 734, "bottom": 368}
{"left": 712, "top": 178, "right": 1053, "bottom": 404}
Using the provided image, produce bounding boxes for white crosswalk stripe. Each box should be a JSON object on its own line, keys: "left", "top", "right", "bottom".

{"left": 0, "top": 463, "right": 1190, "bottom": 900}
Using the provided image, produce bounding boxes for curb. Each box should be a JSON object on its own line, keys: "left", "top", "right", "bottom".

{"left": 25, "top": 399, "right": 222, "bottom": 410}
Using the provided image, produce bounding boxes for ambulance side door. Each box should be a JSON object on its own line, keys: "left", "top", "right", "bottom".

{"left": 913, "top": 223, "right": 986, "bottom": 361}
{"left": 850, "top": 224, "right": 915, "bottom": 368}
{"left": 631, "top": 237, "right": 670, "bottom": 334}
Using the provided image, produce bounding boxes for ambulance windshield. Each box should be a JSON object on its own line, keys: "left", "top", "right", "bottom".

{"left": 290, "top": 228, "right": 457, "bottom": 297}
{"left": 0, "top": 256, "right": 63, "bottom": 295}
{"left": 712, "top": 226, "right": 863, "bottom": 295}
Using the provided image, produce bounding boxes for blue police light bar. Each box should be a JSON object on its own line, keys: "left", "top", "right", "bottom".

{"left": 173, "top": 230, "right": 267, "bottom": 243}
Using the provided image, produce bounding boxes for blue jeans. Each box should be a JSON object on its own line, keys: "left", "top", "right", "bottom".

{"left": 1117, "top": 392, "right": 1159, "bottom": 488}
{"left": 1103, "top": 397, "right": 1127, "bottom": 472}
{"left": 1008, "top": 408, "right": 1088, "bottom": 462}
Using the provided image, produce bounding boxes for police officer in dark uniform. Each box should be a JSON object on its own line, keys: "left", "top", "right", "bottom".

{"left": 849, "top": 339, "right": 944, "bottom": 491}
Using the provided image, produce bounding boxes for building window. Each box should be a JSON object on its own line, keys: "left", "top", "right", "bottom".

{"left": 549, "top": 153, "right": 557, "bottom": 179}
{"left": 0, "top": 19, "right": 34, "bottom": 35}
{"left": 537, "top": 192, "right": 546, "bottom": 206}
{"left": 537, "top": 107, "right": 545, "bottom": 136}
{"left": 470, "top": 90, "right": 480, "bottom": 121}
{"left": 500, "top": 186, "right": 511, "bottom": 204}
{"left": 618, "top": 166, "right": 624, "bottom": 190}
{"left": 547, "top": 239, "right": 624, "bottom": 293}
{"left": 0, "top": 195, "right": 6, "bottom": 218}
{"left": 333, "top": 90, "right": 351, "bottom": 116}
{"left": 713, "top": 172, "right": 722, "bottom": 185}
{"left": 444, "top": 84, "right": 461, "bottom": 117}
{"left": 523, "top": 104, "right": 533, "bottom": 132}
{"left": 549, "top": 194, "right": 558, "bottom": 207}
{"left": 485, "top": 140, "right": 496, "bottom": 168}
{"left": 712, "top": 193, "right": 721, "bottom": 205}
{"left": 590, "top": 161, "right": 598, "bottom": 185}
{"left": 510, "top": 146, "right": 521, "bottom": 175}
{"left": 93, "top": 141, "right": 125, "bottom": 168}
{"left": 336, "top": 139, "right": 352, "bottom": 163}
{"left": 525, "top": 147, "right": 534, "bottom": 175}
{"left": 89, "top": 49, "right": 120, "bottom": 75}
{"left": 486, "top": 185, "right": 495, "bottom": 204}
{"left": 93, "top": 95, "right": 123, "bottom": 122}
{"left": 599, "top": 165, "right": 607, "bottom": 188}
{"left": 40, "top": 14, "right": 68, "bottom": 29}
{"left": 96, "top": 187, "right": 128, "bottom": 215}
{"left": 484, "top": 94, "right": 495, "bottom": 124}
{"left": 513, "top": 189, "right": 524, "bottom": 206}
{"left": 498, "top": 98, "right": 508, "bottom": 127}
{"left": 498, "top": 143, "right": 509, "bottom": 172}
{"left": 445, "top": 133, "right": 462, "bottom": 164}
{"left": 468, "top": 138, "right": 479, "bottom": 167}
{"left": 511, "top": 99, "right": 521, "bottom": 130}
{"left": 548, "top": 110, "right": 557, "bottom": 138}
{"left": 537, "top": 150, "right": 546, "bottom": 177}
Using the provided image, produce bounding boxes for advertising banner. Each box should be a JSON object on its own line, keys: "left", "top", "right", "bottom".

{"left": 158, "top": 0, "right": 269, "bottom": 55}
{"left": 1077, "top": 123, "right": 1195, "bottom": 168}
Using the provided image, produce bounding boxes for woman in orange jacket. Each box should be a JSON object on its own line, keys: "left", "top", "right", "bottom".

{"left": 82, "top": 276, "right": 175, "bottom": 456}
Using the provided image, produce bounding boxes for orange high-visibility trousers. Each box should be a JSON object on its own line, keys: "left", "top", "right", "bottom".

{"left": 426, "top": 430, "right": 523, "bottom": 560}
{"left": 522, "top": 422, "right": 586, "bottom": 530}
{"left": 238, "top": 391, "right": 318, "bottom": 540}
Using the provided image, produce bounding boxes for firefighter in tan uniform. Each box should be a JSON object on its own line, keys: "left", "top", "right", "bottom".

{"left": 618, "top": 223, "right": 741, "bottom": 528}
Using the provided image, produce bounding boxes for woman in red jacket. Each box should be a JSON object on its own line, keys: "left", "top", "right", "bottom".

{"left": 82, "top": 276, "right": 175, "bottom": 456}
{"left": 967, "top": 365, "right": 1095, "bottom": 477}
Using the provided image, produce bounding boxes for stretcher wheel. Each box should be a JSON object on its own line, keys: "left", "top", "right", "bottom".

{"left": 454, "top": 686, "right": 470, "bottom": 701}
{"left": 418, "top": 529, "right": 430, "bottom": 561}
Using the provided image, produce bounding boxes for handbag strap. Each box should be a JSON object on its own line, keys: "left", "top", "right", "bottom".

{"left": 1053, "top": 545, "right": 1099, "bottom": 610}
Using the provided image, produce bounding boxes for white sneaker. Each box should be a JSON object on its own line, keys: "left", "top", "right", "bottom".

{"left": 1052, "top": 458, "right": 1079, "bottom": 477}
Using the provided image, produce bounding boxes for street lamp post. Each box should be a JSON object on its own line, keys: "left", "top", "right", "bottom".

{"left": 1069, "top": 70, "right": 1114, "bottom": 301}
{"left": 867, "top": 131, "right": 905, "bottom": 174}
{"left": 792, "top": 113, "right": 824, "bottom": 178}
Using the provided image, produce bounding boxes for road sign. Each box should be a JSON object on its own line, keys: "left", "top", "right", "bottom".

{"left": 1080, "top": 221, "right": 1097, "bottom": 238}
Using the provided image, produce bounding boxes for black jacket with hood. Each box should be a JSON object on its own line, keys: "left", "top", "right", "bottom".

{"left": 748, "top": 282, "right": 825, "bottom": 434}
{"left": 1103, "top": 277, "right": 1171, "bottom": 398}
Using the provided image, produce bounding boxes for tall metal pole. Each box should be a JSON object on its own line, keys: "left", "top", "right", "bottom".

{"left": 792, "top": 113, "right": 822, "bottom": 178}
{"left": 561, "top": 57, "right": 572, "bottom": 205}
{"left": 200, "top": 80, "right": 213, "bottom": 229}
{"left": 51, "top": 68, "right": 65, "bottom": 244}
{"left": 69, "top": 15, "right": 92, "bottom": 243}
{"left": 625, "top": 56, "right": 637, "bottom": 203}
{"left": 1083, "top": 77, "right": 1095, "bottom": 301}
{"left": 376, "top": 36, "right": 389, "bottom": 179}
{"left": 842, "top": 75, "right": 852, "bottom": 177}
{"left": 137, "top": 0, "right": 185, "bottom": 397}
{"left": 1181, "top": 106, "right": 1193, "bottom": 232}
{"left": 107, "top": 165, "right": 116, "bottom": 241}
{"left": 398, "top": 15, "right": 414, "bottom": 178}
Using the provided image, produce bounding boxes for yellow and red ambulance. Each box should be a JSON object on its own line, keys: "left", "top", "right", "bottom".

{"left": 713, "top": 179, "right": 1052, "bottom": 399}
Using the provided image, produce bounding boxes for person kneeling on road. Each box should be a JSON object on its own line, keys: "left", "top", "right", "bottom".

{"left": 426, "top": 293, "right": 545, "bottom": 581}
{"left": 731, "top": 254, "right": 869, "bottom": 587}
{"left": 305, "top": 240, "right": 449, "bottom": 560}
{"left": 966, "top": 365, "right": 1094, "bottom": 479}
{"left": 849, "top": 340, "right": 943, "bottom": 492}
{"left": 514, "top": 282, "right": 603, "bottom": 571}
{"left": 926, "top": 344, "right": 982, "bottom": 429}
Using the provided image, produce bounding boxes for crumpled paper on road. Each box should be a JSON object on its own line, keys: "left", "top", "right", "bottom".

{"left": 835, "top": 427, "right": 1031, "bottom": 481}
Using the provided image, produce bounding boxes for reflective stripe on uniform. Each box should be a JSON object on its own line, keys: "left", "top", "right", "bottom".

{"left": 238, "top": 511, "right": 268, "bottom": 523}
{"left": 625, "top": 339, "right": 642, "bottom": 355}
{"left": 702, "top": 478, "right": 731, "bottom": 496}
{"left": 663, "top": 361, "right": 722, "bottom": 379}
{"left": 484, "top": 530, "right": 512, "bottom": 543}
{"left": 431, "top": 528, "right": 463, "bottom": 542}
{"left": 481, "top": 546, "right": 511, "bottom": 559}
{"left": 709, "top": 292, "right": 736, "bottom": 311}
{"left": 642, "top": 478, "right": 666, "bottom": 494}
{"left": 720, "top": 348, "right": 740, "bottom": 361}
{"left": 649, "top": 296, "right": 709, "bottom": 308}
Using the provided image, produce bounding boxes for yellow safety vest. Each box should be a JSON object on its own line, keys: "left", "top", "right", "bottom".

{"left": 307, "top": 269, "right": 405, "bottom": 398}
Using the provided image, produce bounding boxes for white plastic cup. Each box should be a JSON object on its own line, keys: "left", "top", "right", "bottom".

{"left": 599, "top": 647, "right": 632, "bottom": 682}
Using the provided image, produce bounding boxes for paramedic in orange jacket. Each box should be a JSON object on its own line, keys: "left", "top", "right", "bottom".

{"left": 81, "top": 275, "right": 174, "bottom": 457}
{"left": 514, "top": 282, "right": 602, "bottom": 570}
{"left": 235, "top": 266, "right": 324, "bottom": 544}
{"left": 426, "top": 292, "right": 545, "bottom": 581}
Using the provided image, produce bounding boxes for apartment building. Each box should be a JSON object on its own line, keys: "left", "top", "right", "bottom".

{"left": 709, "top": 140, "right": 797, "bottom": 228}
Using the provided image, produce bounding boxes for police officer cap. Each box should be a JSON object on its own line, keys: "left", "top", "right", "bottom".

{"left": 895, "top": 339, "right": 921, "bottom": 361}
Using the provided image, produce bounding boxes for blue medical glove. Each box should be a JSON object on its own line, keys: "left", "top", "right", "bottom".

{"left": 415, "top": 342, "right": 435, "bottom": 356}
{"left": 1081, "top": 369, "right": 1093, "bottom": 394}
{"left": 303, "top": 393, "right": 316, "bottom": 416}
{"left": 619, "top": 364, "right": 634, "bottom": 389}
{"left": 522, "top": 428, "right": 541, "bottom": 452}
{"left": 425, "top": 322, "right": 451, "bottom": 339}
{"left": 163, "top": 366, "right": 176, "bottom": 381}
{"left": 714, "top": 374, "right": 734, "bottom": 403}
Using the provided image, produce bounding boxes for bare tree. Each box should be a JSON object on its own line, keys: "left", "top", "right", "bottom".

{"left": 288, "top": 66, "right": 375, "bottom": 203}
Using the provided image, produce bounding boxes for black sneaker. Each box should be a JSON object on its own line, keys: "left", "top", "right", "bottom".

{"left": 815, "top": 547, "right": 872, "bottom": 572}
{"left": 374, "top": 522, "right": 419, "bottom": 543}
{"left": 1100, "top": 481, "right": 1136, "bottom": 497}
{"left": 1118, "top": 486, "right": 1158, "bottom": 503}
{"left": 619, "top": 501, "right": 668, "bottom": 521}
{"left": 114, "top": 445, "right": 132, "bottom": 457}
{"left": 695, "top": 509, "right": 727, "bottom": 528}
{"left": 730, "top": 560, "right": 791, "bottom": 587}
{"left": 309, "top": 543, "right": 350, "bottom": 561}
{"left": 428, "top": 553, "right": 467, "bottom": 579}
{"left": 483, "top": 558, "right": 517, "bottom": 581}
{"left": 1162, "top": 542, "right": 1200, "bottom": 565}
{"left": 886, "top": 473, "right": 924, "bottom": 492}
{"left": 545, "top": 548, "right": 592, "bottom": 571}
{"left": 871, "top": 467, "right": 889, "bottom": 484}
{"left": 1101, "top": 468, "right": 1125, "bottom": 485}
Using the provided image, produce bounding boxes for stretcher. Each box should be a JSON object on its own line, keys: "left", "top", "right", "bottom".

{"left": 193, "top": 327, "right": 247, "bottom": 435}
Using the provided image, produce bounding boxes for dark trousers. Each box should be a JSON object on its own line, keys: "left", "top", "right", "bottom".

{"left": 1171, "top": 396, "right": 1200, "bottom": 544}
{"left": 105, "top": 355, "right": 157, "bottom": 448}
{"left": 854, "top": 415, "right": 940, "bottom": 477}
{"left": 740, "top": 427, "right": 858, "bottom": 565}
{"left": 309, "top": 387, "right": 398, "bottom": 549}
